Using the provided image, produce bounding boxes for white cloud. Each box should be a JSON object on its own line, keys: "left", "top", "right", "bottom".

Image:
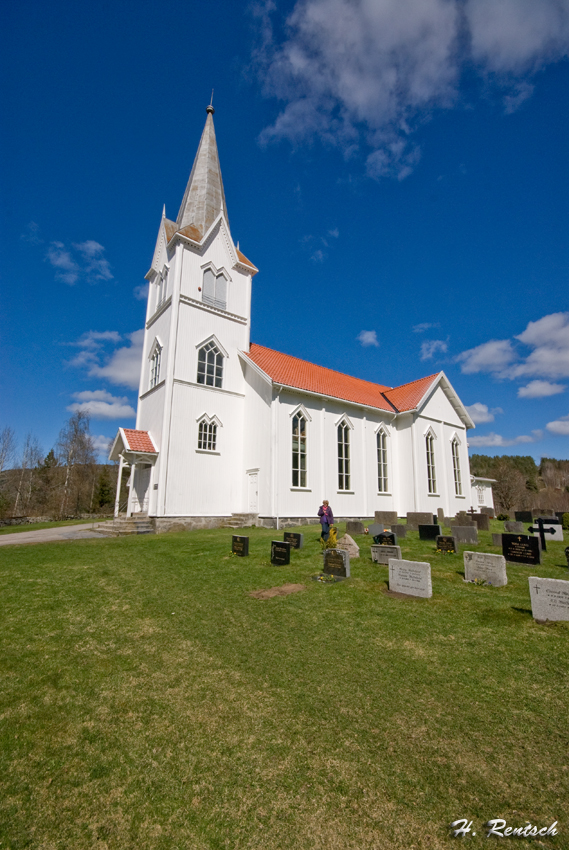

{"left": 468, "top": 429, "right": 543, "bottom": 448}
{"left": 68, "top": 329, "right": 143, "bottom": 391}
{"left": 413, "top": 322, "right": 440, "bottom": 333}
{"left": 88, "top": 330, "right": 144, "bottom": 390}
{"left": 310, "top": 248, "right": 325, "bottom": 262}
{"left": 510, "top": 312, "right": 569, "bottom": 380}
{"left": 46, "top": 239, "right": 113, "bottom": 285}
{"left": 420, "top": 339, "right": 447, "bottom": 361}
{"left": 357, "top": 329, "right": 379, "bottom": 347}
{"left": 464, "top": 402, "right": 503, "bottom": 424}
{"left": 546, "top": 414, "right": 569, "bottom": 436}
{"left": 92, "top": 434, "right": 113, "bottom": 459}
{"left": 456, "top": 339, "right": 516, "bottom": 374}
{"left": 133, "top": 283, "right": 149, "bottom": 301}
{"left": 68, "top": 392, "right": 136, "bottom": 420}
{"left": 254, "top": 0, "right": 569, "bottom": 179}
{"left": 328, "top": 227, "right": 339, "bottom": 239}
{"left": 518, "top": 380, "right": 566, "bottom": 399}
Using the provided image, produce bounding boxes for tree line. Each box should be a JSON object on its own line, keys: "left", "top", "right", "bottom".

{"left": 470, "top": 454, "right": 569, "bottom": 513}
{"left": 0, "top": 412, "right": 124, "bottom": 520}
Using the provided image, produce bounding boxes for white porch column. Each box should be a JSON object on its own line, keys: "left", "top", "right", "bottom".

{"left": 127, "top": 462, "right": 136, "bottom": 517}
{"left": 114, "top": 456, "right": 124, "bottom": 518}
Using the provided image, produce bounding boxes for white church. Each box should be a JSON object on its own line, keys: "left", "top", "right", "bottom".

{"left": 110, "top": 106, "right": 493, "bottom": 529}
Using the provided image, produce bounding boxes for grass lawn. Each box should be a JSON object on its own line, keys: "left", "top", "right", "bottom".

{"left": 0, "top": 519, "right": 111, "bottom": 536}
{"left": 1, "top": 522, "right": 567, "bottom": 849}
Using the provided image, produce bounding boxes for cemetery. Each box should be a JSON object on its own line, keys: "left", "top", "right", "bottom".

{"left": 1, "top": 513, "right": 567, "bottom": 849}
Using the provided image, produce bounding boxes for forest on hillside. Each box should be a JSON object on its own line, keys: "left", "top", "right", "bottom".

{"left": 470, "top": 454, "right": 569, "bottom": 512}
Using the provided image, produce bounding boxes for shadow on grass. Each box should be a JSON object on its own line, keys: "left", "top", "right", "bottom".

{"left": 511, "top": 607, "right": 532, "bottom": 616}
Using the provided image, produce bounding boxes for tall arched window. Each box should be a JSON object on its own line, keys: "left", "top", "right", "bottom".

{"left": 451, "top": 437, "right": 462, "bottom": 496}
{"left": 157, "top": 265, "right": 169, "bottom": 306}
{"left": 150, "top": 343, "right": 162, "bottom": 389}
{"left": 292, "top": 413, "right": 307, "bottom": 487}
{"left": 202, "top": 268, "right": 227, "bottom": 310}
{"left": 377, "top": 429, "right": 388, "bottom": 492}
{"left": 197, "top": 341, "right": 223, "bottom": 388}
{"left": 426, "top": 432, "right": 437, "bottom": 494}
{"left": 338, "top": 421, "right": 350, "bottom": 491}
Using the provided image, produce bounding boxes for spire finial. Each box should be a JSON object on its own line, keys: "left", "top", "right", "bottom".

{"left": 207, "top": 90, "right": 215, "bottom": 114}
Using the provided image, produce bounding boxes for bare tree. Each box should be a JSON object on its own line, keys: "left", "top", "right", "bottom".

{"left": 0, "top": 427, "right": 16, "bottom": 474}
{"left": 492, "top": 460, "right": 529, "bottom": 512}
{"left": 13, "top": 433, "right": 43, "bottom": 515}
{"left": 57, "top": 412, "right": 96, "bottom": 517}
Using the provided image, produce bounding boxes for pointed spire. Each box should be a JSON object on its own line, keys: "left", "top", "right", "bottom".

{"left": 176, "top": 105, "right": 229, "bottom": 238}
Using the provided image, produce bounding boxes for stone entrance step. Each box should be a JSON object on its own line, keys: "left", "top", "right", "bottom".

{"left": 224, "top": 513, "right": 259, "bottom": 529}
{"left": 95, "top": 517, "right": 155, "bottom": 537}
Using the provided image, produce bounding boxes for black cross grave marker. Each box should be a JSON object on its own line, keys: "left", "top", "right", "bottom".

{"left": 527, "top": 516, "right": 556, "bottom": 552}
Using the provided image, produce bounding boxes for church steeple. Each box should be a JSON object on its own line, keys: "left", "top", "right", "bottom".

{"left": 176, "top": 105, "right": 229, "bottom": 238}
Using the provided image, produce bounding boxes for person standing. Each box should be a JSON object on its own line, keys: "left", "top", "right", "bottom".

{"left": 318, "top": 500, "right": 334, "bottom": 542}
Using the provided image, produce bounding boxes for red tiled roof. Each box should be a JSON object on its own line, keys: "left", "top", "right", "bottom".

{"left": 236, "top": 248, "right": 258, "bottom": 271}
{"left": 122, "top": 429, "right": 157, "bottom": 453}
{"left": 244, "top": 344, "right": 396, "bottom": 412}
{"left": 383, "top": 374, "right": 439, "bottom": 412}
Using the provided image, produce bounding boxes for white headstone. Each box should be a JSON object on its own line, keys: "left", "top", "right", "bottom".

{"left": 464, "top": 551, "right": 507, "bottom": 587}
{"left": 371, "top": 544, "right": 402, "bottom": 565}
{"left": 336, "top": 533, "right": 360, "bottom": 558}
{"left": 388, "top": 559, "right": 432, "bottom": 598}
{"left": 529, "top": 577, "right": 569, "bottom": 622}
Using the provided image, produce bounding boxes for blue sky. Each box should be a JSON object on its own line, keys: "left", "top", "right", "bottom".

{"left": 1, "top": 0, "right": 568, "bottom": 463}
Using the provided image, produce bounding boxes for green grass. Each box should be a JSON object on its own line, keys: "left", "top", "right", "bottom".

{"left": 0, "top": 518, "right": 109, "bottom": 535}
{"left": 1, "top": 521, "right": 567, "bottom": 849}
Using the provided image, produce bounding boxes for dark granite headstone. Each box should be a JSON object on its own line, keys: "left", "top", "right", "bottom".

{"left": 391, "top": 524, "right": 406, "bottom": 538}
{"left": 436, "top": 535, "right": 457, "bottom": 553}
{"left": 323, "top": 549, "right": 350, "bottom": 578}
{"left": 565, "top": 546, "right": 569, "bottom": 568}
{"left": 283, "top": 531, "right": 304, "bottom": 549}
{"left": 346, "top": 521, "right": 364, "bottom": 535}
{"left": 515, "top": 511, "right": 533, "bottom": 523}
{"left": 504, "top": 521, "right": 524, "bottom": 533}
{"left": 556, "top": 512, "right": 566, "bottom": 524}
{"left": 375, "top": 531, "right": 397, "bottom": 546}
{"left": 419, "top": 524, "right": 442, "bottom": 540}
{"left": 232, "top": 535, "right": 249, "bottom": 556}
{"left": 502, "top": 533, "right": 541, "bottom": 565}
{"left": 374, "top": 511, "right": 398, "bottom": 526}
{"left": 271, "top": 540, "right": 291, "bottom": 565}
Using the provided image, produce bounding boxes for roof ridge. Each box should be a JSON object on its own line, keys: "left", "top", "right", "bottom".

{"left": 249, "top": 342, "right": 392, "bottom": 391}
{"left": 387, "top": 372, "right": 439, "bottom": 393}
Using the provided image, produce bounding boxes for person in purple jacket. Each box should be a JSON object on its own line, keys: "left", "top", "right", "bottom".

{"left": 318, "top": 500, "right": 334, "bottom": 542}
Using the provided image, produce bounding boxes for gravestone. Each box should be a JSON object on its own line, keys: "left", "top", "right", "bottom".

{"left": 346, "top": 520, "right": 364, "bottom": 535}
{"left": 232, "top": 535, "right": 249, "bottom": 556}
{"left": 464, "top": 551, "right": 507, "bottom": 587}
{"left": 336, "top": 533, "right": 360, "bottom": 558}
{"left": 437, "top": 507, "right": 445, "bottom": 524}
{"left": 555, "top": 511, "right": 566, "bottom": 524}
{"left": 492, "top": 533, "right": 503, "bottom": 547}
{"left": 388, "top": 559, "right": 432, "bottom": 598}
{"left": 528, "top": 577, "right": 569, "bottom": 623}
{"left": 443, "top": 517, "right": 455, "bottom": 528}
{"left": 323, "top": 549, "right": 350, "bottom": 578}
{"left": 528, "top": 517, "right": 563, "bottom": 550}
{"left": 283, "top": 531, "right": 304, "bottom": 549}
{"left": 471, "top": 513, "right": 490, "bottom": 531}
{"left": 481, "top": 507, "right": 495, "bottom": 518}
{"left": 451, "top": 525, "right": 479, "bottom": 545}
{"left": 375, "top": 530, "right": 397, "bottom": 546}
{"left": 391, "top": 524, "right": 406, "bottom": 538}
{"left": 419, "top": 524, "right": 441, "bottom": 540}
{"left": 374, "top": 511, "right": 398, "bottom": 526}
{"left": 502, "top": 534, "right": 541, "bottom": 565}
{"left": 515, "top": 511, "right": 533, "bottom": 523}
{"left": 371, "top": 544, "right": 402, "bottom": 565}
{"left": 504, "top": 521, "right": 524, "bottom": 533}
{"left": 271, "top": 540, "right": 291, "bottom": 566}
{"left": 436, "top": 535, "right": 457, "bottom": 553}
{"left": 565, "top": 546, "right": 569, "bottom": 567}
{"left": 533, "top": 508, "right": 555, "bottom": 518}
{"left": 406, "top": 512, "right": 434, "bottom": 530}
{"left": 534, "top": 518, "right": 564, "bottom": 542}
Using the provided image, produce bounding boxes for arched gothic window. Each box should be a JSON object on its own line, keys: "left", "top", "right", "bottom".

{"left": 157, "top": 265, "right": 169, "bottom": 306}
{"left": 150, "top": 343, "right": 162, "bottom": 389}
{"left": 202, "top": 268, "right": 227, "bottom": 310}
{"left": 338, "top": 421, "right": 350, "bottom": 491}
{"left": 198, "top": 418, "right": 217, "bottom": 452}
{"left": 451, "top": 437, "right": 462, "bottom": 496}
{"left": 197, "top": 341, "right": 223, "bottom": 388}
{"left": 377, "top": 429, "right": 388, "bottom": 492}
{"left": 426, "top": 432, "right": 437, "bottom": 494}
{"left": 292, "top": 413, "right": 307, "bottom": 487}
